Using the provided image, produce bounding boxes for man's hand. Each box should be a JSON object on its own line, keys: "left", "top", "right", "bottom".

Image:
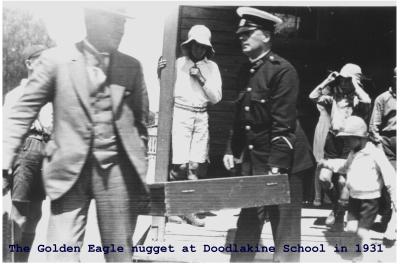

{"left": 3, "top": 169, "right": 11, "bottom": 196}
{"left": 157, "top": 56, "right": 167, "bottom": 79}
{"left": 190, "top": 66, "right": 206, "bottom": 86}
{"left": 223, "top": 154, "right": 235, "bottom": 170}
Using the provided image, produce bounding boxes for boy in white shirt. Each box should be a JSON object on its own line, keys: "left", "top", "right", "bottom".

{"left": 319, "top": 116, "right": 396, "bottom": 261}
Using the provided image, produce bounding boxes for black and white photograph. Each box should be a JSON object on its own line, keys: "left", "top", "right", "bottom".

{"left": 2, "top": 0, "right": 397, "bottom": 262}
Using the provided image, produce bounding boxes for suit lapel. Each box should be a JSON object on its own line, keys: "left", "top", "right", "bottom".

{"left": 69, "top": 47, "right": 92, "bottom": 120}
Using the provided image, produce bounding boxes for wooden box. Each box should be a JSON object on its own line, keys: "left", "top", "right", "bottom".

{"left": 149, "top": 174, "right": 290, "bottom": 216}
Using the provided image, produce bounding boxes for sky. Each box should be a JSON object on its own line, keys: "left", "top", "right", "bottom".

{"left": 4, "top": 1, "right": 177, "bottom": 112}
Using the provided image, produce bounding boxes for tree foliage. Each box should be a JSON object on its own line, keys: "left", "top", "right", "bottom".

{"left": 3, "top": 7, "right": 54, "bottom": 95}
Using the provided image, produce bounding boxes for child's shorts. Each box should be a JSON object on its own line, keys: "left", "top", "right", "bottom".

{"left": 348, "top": 197, "right": 380, "bottom": 229}
{"left": 172, "top": 105, "right": 209, "bottom": 164}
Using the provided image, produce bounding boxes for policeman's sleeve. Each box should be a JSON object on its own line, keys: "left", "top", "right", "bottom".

{"left": 3, "top": 50, "right": 55, "bottom": 169}
{"left": 225, "top": 101, "right": 240, "bottom": 157}
{"left": 268, "top": 66, "right": 299, "bottom": 169}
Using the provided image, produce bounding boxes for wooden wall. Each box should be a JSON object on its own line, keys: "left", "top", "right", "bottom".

{"left": 177, "top": 6, "right": 396, "bottom": 177}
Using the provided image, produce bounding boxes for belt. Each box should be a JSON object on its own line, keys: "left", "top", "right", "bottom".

{"left": 174, "top": 102, "right": 207, "bottom": 113}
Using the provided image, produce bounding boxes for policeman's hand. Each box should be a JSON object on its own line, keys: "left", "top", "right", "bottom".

{"left": 268, "top": 167, "right": 281, "bottom": 175}
{"left": 157, "top": 56, "right": 167, "bottom": 79}
{"left": 223, "top": 154, "right": 235, "bottom": 170}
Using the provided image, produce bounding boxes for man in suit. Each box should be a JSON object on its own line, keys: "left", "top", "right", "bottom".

{"left": 3, "top": 7, "right": 150, "bottom": 262}
{"left": 223, "top": 7, "right": 314, "bottom": 262}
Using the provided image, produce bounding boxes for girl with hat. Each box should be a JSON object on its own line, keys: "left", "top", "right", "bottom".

{"left": 158, "top": 25, "right": 222, "bottom": 226}
{"left": 310, "top": 63, "right": 371, "bottom": 227}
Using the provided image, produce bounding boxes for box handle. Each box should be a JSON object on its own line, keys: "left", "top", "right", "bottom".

{"left": 181, "top": 189, "right": 195, "bottom": 193}
{"left": 266, "top": 182, "right": 278, "bottom": 186}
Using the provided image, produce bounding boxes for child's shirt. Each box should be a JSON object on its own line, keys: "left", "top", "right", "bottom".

{"left": 324, "top": 142, "right": 396, "bottom": 200}
{"left": 174, "top": 57, "right": 222, "bottom": 108}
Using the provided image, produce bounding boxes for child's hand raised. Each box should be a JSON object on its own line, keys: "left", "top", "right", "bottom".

{"left": 157, "top": 56, "right": 167, "bottom": 79}
{"left": 190, "top": 65, "right": 206, "bottom": 86}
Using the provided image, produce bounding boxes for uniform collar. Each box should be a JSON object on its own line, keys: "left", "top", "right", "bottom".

{"left": 249, "top": 49, "right": 270, "bottom": 63}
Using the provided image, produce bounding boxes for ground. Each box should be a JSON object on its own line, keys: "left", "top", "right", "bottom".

{"left": 2, "top": 196, "right": 397, "bottom": 262}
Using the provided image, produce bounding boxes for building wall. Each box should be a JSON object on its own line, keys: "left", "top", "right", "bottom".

{"left": 177, "top": 5, "right": 396, "bottom": 177}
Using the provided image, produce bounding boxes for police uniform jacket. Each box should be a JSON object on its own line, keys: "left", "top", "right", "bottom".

{"left": 226, "top": 51, "right": 314, "bottom": 173}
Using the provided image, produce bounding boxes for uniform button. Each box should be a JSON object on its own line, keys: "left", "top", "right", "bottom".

{"left": 248, "top": 145, "right": 254, "bottom": 150}
{"left": 245, "top": 125, "right": 251, "bottom": 131}
{"left": 246, "top": 87, "right": 252, "bottom": 92}
{"left": 244, "top": 106, "right": 250, "bottom": 111}
{"left": 250, "top": 69, "right": 255, "bottom": 74}
{"left": 260, "top": 99, "right": 266, "bottom": 103}
{"left": 269, "top": 56, "right": 274, "bottom": 60}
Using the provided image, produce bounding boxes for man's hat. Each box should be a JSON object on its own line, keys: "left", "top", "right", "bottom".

{"left": 23, "top": 44, "right": 47, "bottom": 61}
{"left": 84, "top": 6, "right": 134, "bottom": 19}
{"left": 236, "top": 7, "right": 283, "bottom": 34}
{"left": 181, "top": 25, "right": 215, "bottom": 57}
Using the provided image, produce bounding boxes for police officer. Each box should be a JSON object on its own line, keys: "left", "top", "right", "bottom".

{"left": 223, "top": 7, "right": 314, "bottom": 262}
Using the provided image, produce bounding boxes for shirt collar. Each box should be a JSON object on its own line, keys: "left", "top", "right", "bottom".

{"left": 249, "top": 49, "right": 271, "bottom": 63}
{"left": 358, "top": 142, "right": 374, "bottom": 155}
{"left": 187, "top": 56, "right": 208, "bottom": 65}
{"left": 82, "top": 39, "right": 110, "bottom": 58}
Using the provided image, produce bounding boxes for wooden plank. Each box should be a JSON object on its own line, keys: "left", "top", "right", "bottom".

{"left": 164, "top": 174, "right": 290, "bottom": 215}
{"left": 155, "top": 6, "right": 180, "bottom": 182}
{"left": 151, "top": 4, "right": 181, "bottom": 242}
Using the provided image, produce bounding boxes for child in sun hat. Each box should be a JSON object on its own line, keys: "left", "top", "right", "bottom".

{"left": 319, "top": 116, "right": 396, "bottom": 261}
{"left": 158, "top": 25, "right": 222, "bottom": 226}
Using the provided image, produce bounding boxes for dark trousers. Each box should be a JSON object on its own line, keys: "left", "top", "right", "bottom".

{"left": 47, "top": 153, "right": 147, "bottom": 262}
{"left": 11, "top": 136, "right": 46, "bottom": 262}
{"left": 230, "top": 170, "right": 303, "bottom": 262}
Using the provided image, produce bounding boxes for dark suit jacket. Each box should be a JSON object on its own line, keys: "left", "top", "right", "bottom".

{"left": 3, "top": 44, "right": 149, "bottom": 200}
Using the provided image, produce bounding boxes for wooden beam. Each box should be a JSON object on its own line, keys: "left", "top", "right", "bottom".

{"left": 155, "top": 6, "right": 180, "bottom": 182}
{"left": 151, "top": 4, "right": 180, "bottom": 242}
